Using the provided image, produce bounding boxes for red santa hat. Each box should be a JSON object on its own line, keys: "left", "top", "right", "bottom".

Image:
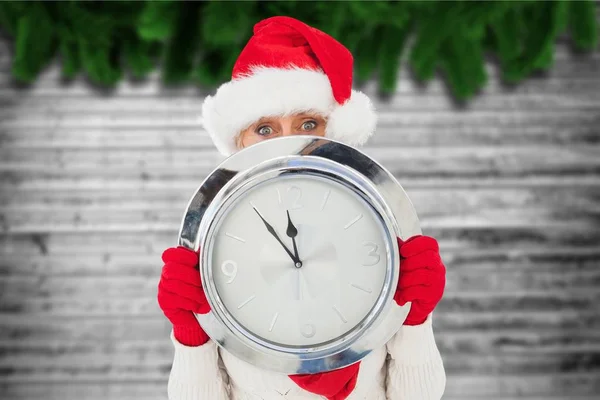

{"left": 201, "top": 16, "right": 377, "bottom": 156}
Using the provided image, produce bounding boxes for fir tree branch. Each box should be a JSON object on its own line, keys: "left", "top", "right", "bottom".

{"left": 0, "top": 0, "right": 597, "bottom": 100}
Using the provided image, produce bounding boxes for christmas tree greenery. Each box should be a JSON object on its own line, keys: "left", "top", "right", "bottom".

{"left": 0, "top": 0, "right": 597, "bottom": 100}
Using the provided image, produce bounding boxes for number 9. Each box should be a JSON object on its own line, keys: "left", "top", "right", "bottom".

{"left": 221, "top": 260, "right": 238, "bottom": 284}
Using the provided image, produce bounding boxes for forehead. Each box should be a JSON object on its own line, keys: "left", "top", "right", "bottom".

{"left": 255, "top": 112, "right": 325, "bottom": 123}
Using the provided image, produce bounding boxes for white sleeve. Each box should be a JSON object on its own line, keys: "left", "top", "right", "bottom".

{"left": 167, "top": 331, "right": 230, "bottom": 400}
{"left": 385, "top": 314, "right": 446, "bottom": 400}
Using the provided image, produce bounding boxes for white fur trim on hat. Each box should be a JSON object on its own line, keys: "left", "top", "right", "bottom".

{"left": 201, "top": 67, "right": 377, "bottom": 156}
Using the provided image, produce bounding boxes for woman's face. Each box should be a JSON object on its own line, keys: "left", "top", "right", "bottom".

{"left": 237, "top": 112, "right": 327, "bottom": 150}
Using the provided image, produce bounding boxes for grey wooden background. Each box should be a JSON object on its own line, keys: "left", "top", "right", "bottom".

{"left": 1, "top": 29, "right": 599, "bottom": 400}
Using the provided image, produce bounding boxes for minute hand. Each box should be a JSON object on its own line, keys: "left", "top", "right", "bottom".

{"left": 253, "top": 207, "right": 300, "bottom": 264}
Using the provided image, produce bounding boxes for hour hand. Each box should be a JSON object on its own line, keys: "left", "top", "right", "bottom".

{"left": 253, "top": 206, "right": 300, "bottom": 265}
{"left": 286, "top": 210, "right": 301, "bottom": 263}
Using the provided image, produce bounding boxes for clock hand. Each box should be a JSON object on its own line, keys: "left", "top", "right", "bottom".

{"left": 296, "top": 268, "right": 302, "bottom": 301}
{"left": 253, "top": 207, "right": 301, "bottom": 266}
{"left": 286, "top": 210, "right": 301, "bottom": 264}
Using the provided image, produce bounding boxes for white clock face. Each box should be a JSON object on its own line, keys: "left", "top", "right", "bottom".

{"left": 207, "top": 174, "right": 390, "bottom": 347}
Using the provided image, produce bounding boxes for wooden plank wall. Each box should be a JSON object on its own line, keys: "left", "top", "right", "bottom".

{"left": 0, "top": 32, "right": 599, "bottom": 399}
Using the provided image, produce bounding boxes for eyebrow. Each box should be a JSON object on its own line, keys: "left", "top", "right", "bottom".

{"left": 252, "top": 117, "right": 277, "bottom": 126}
{"left": 294, "top": 113, "right": 325, "bottom": 121}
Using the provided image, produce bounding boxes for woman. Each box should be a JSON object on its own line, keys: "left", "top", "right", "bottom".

{"left": 158, "top": 16, "right": 446, "bottom": 400}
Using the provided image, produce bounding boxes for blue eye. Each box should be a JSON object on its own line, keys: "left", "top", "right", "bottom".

{"left": 257, "top": 126, "right": 273, "bottom": 136}
{"left": 302, "top": 121, "right": 317, "bottom": 131}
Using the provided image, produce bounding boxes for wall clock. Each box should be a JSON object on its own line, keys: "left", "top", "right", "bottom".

{"left": 178, "top": 136, "right": 420, "bottom": 374}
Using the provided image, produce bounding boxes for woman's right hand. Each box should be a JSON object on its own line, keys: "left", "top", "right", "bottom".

{"left": 158, "top": 246, "right": 211, "bottom": 346}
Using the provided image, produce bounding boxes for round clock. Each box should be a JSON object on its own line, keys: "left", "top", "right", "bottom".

{"left": 178, "top": 136, "right": 420, "bottom": 374}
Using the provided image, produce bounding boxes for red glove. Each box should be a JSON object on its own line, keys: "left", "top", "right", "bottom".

{"left": 394, "top": 235, "right": 446, "bottom": 325}
{"left": 288, "top": 236, "right": 446, "bottom": 398}
{"left": 157, "top": 246, "right": 211, "bottom": 346}
{"left": 289, "top": 362, "right": 360, "bottom": 400}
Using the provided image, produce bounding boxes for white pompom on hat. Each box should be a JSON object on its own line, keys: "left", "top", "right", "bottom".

{"left": 201, "top": 16, "right": 377, "bottom": 156}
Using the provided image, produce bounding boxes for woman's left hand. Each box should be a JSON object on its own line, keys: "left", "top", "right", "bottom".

{"left": 394, "top": 235, "right": 446, "bottom": 326}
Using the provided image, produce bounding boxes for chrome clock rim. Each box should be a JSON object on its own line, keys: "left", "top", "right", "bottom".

{"left": 178, "top": 136, "right": 421, "bottom": 374}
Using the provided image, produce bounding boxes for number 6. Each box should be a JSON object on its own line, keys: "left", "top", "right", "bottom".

{"left": 221, "top": 260, "right": 238, "bottom": 283}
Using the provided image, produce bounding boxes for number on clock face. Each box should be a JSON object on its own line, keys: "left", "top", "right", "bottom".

{"left": 278, "top": 186, "right": 303, "bottom": 209}
{"left": 301, "top": 323, "right": 316, "bottom": 338}
{"left": 221, "top": 260, "right": 237, "bottom": 283}
{"left": 210, "top": 175, "right": 388, "bottom": 347}
{"left": 287, "top": 186, "right": 302, "bottom": 209}
{"left": 362, "top": 242, "right": 381, "bottom": 266}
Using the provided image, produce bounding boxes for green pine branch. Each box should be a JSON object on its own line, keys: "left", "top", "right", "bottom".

{"left": 0, "top": 0, "right": 597, "bottom": 100}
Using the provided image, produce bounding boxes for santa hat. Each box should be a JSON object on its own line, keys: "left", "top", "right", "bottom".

{"left": 201, "top": 16, "right": 377, "bottom": 156}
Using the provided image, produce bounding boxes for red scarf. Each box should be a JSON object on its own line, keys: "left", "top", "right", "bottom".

{"left": 289, "top": 362, "right": 361, "bottom": 400}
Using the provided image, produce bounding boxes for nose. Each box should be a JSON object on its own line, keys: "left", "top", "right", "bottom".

{"left": 281, "top": 125, "right": 295, "bottom": 136}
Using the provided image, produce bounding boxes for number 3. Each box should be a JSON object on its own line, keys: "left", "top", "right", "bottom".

{"left": 362, "top": 242, "right": 380, "bottom": 266}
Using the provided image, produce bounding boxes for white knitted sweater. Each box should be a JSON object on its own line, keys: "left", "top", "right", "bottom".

{"left": 167, "top": 315, "right": 445, "bottom": 400}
